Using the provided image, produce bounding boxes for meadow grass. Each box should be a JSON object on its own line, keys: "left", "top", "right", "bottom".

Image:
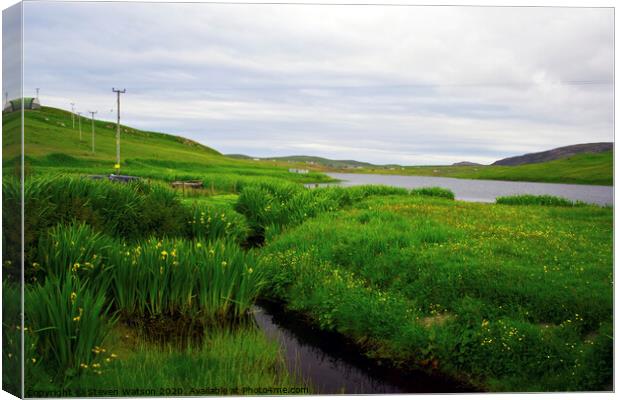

{"left": 258, "top": 194, "right": 613, "bottom": 391}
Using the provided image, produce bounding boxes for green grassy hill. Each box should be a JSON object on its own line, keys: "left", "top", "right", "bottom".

{"left": 2, "top": 107, "right": 332, "bottom": 186}
{"left": 227, "top": 154, "right": 392, "bottom": 169}
{"left": 344, "top": 151, "right": 613, "bottom": 186}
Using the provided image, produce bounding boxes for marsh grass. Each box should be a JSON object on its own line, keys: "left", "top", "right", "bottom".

{"left": 4, "top": 175, "right": 190, "bottom": 282}
{"left": 259, "top": 195, "right": 612, "bottom": 391}
{"left": 53, "top": 328, "right": 300, "bottom": 394}
{"left": 186, "top": 203, "right": 249, "bottom": 245}
{"left": 234, "top": 182, "right": 409, "bottom": 242}
{"left": 108, "top": 236, "right": 262, "bottom": 322}
{"left": 411, "top": 187, "right": 455, "bottom": 200}
{"left": 25, "top": 275, "right": 115, "bottom": 376}
{"left": 496, "top": 194, "right": 584, "bottom": 207}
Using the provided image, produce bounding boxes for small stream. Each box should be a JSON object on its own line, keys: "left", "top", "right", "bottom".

{"left": 252, "top": 302, "right": 474, "bottom": 394}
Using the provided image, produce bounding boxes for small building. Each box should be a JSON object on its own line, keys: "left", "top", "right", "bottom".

{"left": 289, "top": 168, "right": 309, "bottom": 174}
{"left": 3, "top": 97, "right": 41, "bottom": 113}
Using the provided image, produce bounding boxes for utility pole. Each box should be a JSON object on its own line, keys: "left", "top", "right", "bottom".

{"left": 77, "top": 112, "right": 82, "bottom": 141}
{"left": 70, "top": 102, "right": 75, "bottom": 129}
{"left": 88, "top": 110, "right": 97, "bottom": 153}
{"left": 112, "top": 88, "right": 126, "bottom": 174}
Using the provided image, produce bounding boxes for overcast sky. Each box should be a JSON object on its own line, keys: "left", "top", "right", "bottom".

{"left": 11, "top": 2, "right": 615, "bottom": 165}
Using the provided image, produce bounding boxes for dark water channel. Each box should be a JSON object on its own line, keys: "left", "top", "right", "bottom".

{"left": 252, "top": 302, "right": 474, "bottom": 394}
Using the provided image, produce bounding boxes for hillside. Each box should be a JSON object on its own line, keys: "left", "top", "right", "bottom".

{"left": 493, "top": 142, "right": 613, "bottom": 166}
{"left": 226, "top": 154, "right": 395, "bottom": 169}
{"left": 2, "top": 106, "right": 332, "bottom": 185}
{"left": 336, "top": 151, "right": 613, "bottom": 186}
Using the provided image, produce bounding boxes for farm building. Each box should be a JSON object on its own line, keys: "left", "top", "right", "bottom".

{"left": 3, "top": 97, "right": 41, "bottom": 113}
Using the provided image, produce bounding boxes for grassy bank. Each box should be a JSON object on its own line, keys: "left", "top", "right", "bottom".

{"left": 257, "top": 194, "right": 613, "bottom": 391}
{"left": 333, "top": 151, "right": 613, "bottom": 186}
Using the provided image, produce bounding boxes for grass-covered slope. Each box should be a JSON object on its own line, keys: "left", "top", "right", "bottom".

{"left": 447, "top": 151, "right": 613, "bottom": 185}
{"left": 2, "top": 107, "right": 332, "bottom": 185}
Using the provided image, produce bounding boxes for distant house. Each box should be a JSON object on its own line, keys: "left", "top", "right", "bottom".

{"left": 3, "top": 97, "right": 41, "bottom": 113}
{"left": 289, "top": 168, "right": 309, "bottom": 174}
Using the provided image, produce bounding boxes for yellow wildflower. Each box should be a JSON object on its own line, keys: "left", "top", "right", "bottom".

{"left": 70, "top": 292, "right": 77, "bottom": 303}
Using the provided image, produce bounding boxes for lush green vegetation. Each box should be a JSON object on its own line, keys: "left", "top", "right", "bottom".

{"left": 258, "top": 194, "right": 613, "bottom": 391}
{"left": 338, "top": 151, "right": 613, "bottom": 186}
{"left": 3, "top": 104, "right": 613, "bottom": 394}
{"left": 8, "top": 176, "right": 295, "bottom": 393}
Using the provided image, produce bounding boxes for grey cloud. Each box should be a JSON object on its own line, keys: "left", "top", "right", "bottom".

{"left": 21, "top": 3, "right": 613, "bottom": 165}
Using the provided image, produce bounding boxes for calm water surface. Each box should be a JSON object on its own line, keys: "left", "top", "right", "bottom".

{"left": 324, "top": 173, "right": 613, "bottom": 206}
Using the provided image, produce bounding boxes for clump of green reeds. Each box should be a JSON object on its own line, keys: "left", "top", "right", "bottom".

{"left": 25, "top": 275, "right": 115, "bottom": 375}
{"left": 109, "top": 237, "right": 262, "bottom": 322}
{"left": 3, "top": 175, "right": 191, "bottom": 281}
{"left": 496, "top": 194, "right": 583, "bottom": 207}
{"left": 37, "top": 223, "right": 115, "bottom": 290}
{"left": 411, "top": 187, "right": 455, "bottom": 200}
{"left": 187, "top": 204, "right": 249, "bottom": 245}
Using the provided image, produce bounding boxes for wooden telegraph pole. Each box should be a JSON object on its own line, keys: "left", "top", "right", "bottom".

{"left": 112, "top": 88, "right": 126, "bottom": 174}
{"left": 77, "top": 111, "right": 82, "bottom": 141}
{"left": 70, "top": 102, "right": 75, "bottom": 129}
{"left": 88, "top": 110, "right": 97, "bottom": 153}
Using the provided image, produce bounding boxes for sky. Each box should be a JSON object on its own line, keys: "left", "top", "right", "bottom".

{"left": 8, "top": 2, "right": 615, "bottom": 165}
